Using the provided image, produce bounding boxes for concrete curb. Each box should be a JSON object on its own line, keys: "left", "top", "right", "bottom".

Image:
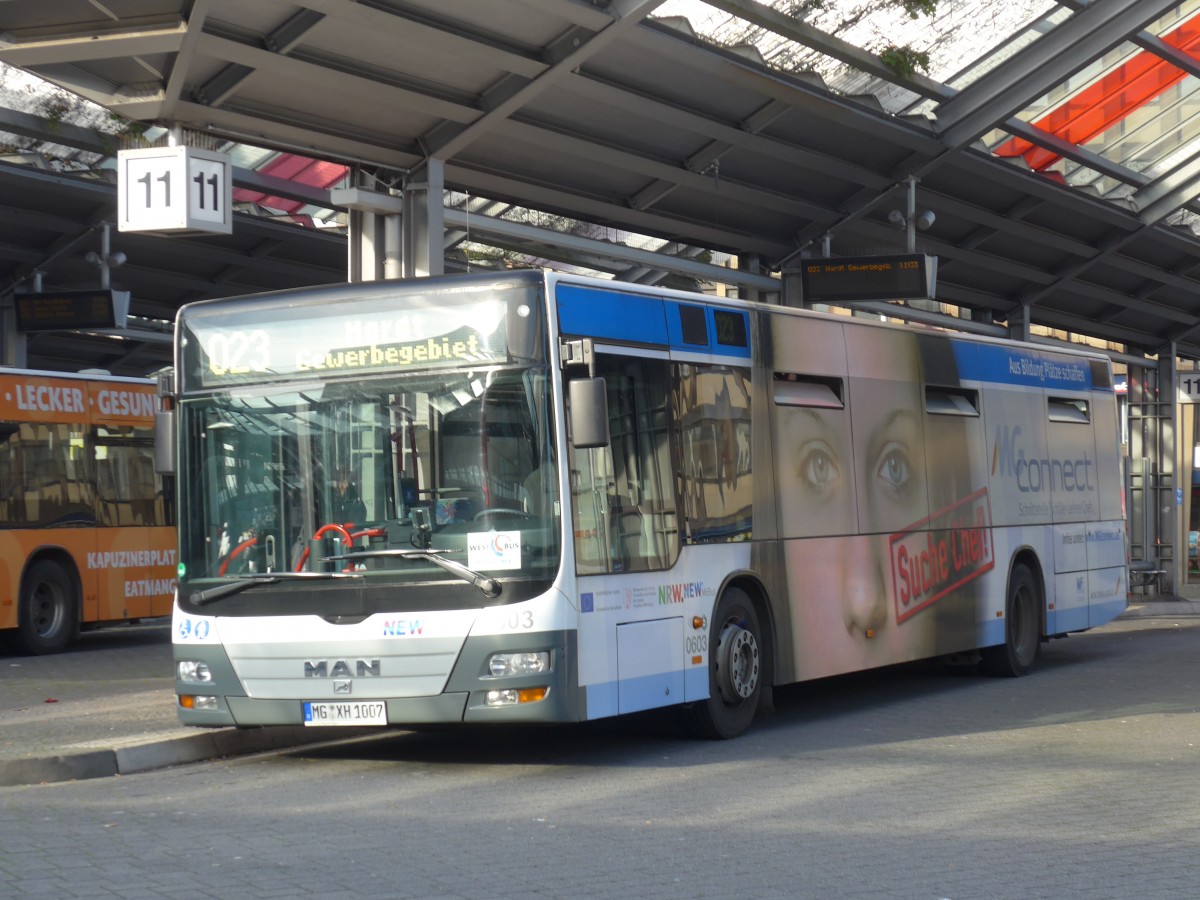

{"left": 0, "top": 725, "right": 373, "bottom": 788}
{"left": 1121, "top": 598, "right": 1200, "bottom": 618}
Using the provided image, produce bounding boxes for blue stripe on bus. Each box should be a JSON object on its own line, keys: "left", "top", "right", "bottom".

{"left": 557, "top": 285, "right": 670, "bottom": 345}
{"left": 952, "top": 342, "right": 1096, "bottom": 391}
{"left": 555, "top": 284, "right": 751, "bottom": 358}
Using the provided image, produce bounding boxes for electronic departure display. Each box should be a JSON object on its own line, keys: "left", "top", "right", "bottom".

{"left": 800, "top": 254, "right": 937, "bottom": 303}
{"left": 14, "top": 290, "right": 117, "bottom": 332}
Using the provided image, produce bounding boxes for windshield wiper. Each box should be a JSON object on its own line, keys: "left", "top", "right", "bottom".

{"left": 326, "top": 548, "right": 501, "bottom": 598}
{"left": 189, "top": 571, "right": 362, "bottom": 607}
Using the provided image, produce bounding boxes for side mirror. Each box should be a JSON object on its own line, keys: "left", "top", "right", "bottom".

{"left": 154, "top": 410, "right": 176, "bottom": 475}
{"left": 569, "top": 377, "right": 609, "bottom": 449}
{"left": 153, "top": 368, "right": 176, "bottom": 475}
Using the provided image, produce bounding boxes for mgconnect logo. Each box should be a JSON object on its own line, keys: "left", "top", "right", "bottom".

{"left": 657, "top": 581, "right": 710, "bottom": 605}
{"left": 991, "top": 425, "right": 1094, "bottom": 494}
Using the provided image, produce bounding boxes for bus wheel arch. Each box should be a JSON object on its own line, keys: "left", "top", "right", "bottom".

{"left": 981, "top": 552, "right": 1043, "bottom": 677}
{"left": 14, "top": 552, "right": 81, "bottom": 655}
{"left": 683, "top": 577, "right": 773, "bottom": 739}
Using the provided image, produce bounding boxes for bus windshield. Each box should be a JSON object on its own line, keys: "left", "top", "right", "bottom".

{"left": 176, "top": 364, "right": 560, "bottom": 601}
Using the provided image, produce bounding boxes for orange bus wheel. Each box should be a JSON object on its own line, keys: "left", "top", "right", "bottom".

{"left": 15, "top": 559, "right": 79, "bottom": 655}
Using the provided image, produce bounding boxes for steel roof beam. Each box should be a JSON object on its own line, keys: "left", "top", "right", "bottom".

{"left": 701, "top": 0, "right": 951, "bottom": 102}
{"left": 163, "top": 0, "right": 210, "bottom": 114}
{"left": 170, "top": 99, "right": 420, "bottom": 171}
{"left": 574, "top": 70, "right": 887, "bottom": 180}
{"left": 190, "top": 8, "right": 324, "bottom": 111}
{"left": 935, "top": 0, "right": 1180, "bottom": 150}
{"left": 0, "top": 106, "right": 113, "bottom": 156}
{"left": 445, "top": 162, "right": 790, "bottom": 258}
{"left": 196, "top": 33, "right": 479, "bottom": 123}
{"left": 442, "top": 206, "right": 779, "bottom": 292}
{"left": 1132, "top": 149, "right": 1200, "bottom": 226}
{"left": 493, "top": 117, "right": 837, "bottom": 222}
{"left": 0, "top": 21, "right": 186, "bottom": 66}
{"left": 290, "top": 0, "right": 547, "bottom": 78}
{"left": 1057, "top": 0, "right": 1200, "bottom": 81}
{"left": 425, "top": 0, "right": 666, "bottom": 162}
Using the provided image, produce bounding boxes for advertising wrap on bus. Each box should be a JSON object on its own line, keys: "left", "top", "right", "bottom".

{"left": 167, "top": 271, "right": 1125, "bottom": 739}
{"left": 0, "top": 371, "right": 174, "bottom": 655}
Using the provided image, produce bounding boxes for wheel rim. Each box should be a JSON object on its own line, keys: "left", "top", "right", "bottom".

{"left": 30, "top": 580, "right": 66, "bottom": 638}
{"left": 716, "top": 620, "right": 760, "bottom": 702}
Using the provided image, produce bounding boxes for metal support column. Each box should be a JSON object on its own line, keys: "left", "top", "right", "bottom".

{"left": 1127, "top": 353, "right": 1177, "bottom": 592}
{"left": 334, "top": 178, "right": 405, "bottom": 283}
{"left": 0, "top": 297, "right": 26, "bottom": 368}
{"left": 402, "top": 159, "right": 444, "bottom": 278}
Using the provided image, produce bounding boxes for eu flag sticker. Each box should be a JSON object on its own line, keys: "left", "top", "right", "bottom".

{"left": 581, "top": 592, "right": 594, "bottom": 613}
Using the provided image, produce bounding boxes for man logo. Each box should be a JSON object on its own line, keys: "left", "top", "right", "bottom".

{"left": 304, "top": 659, "right": 381, "bottom": 678}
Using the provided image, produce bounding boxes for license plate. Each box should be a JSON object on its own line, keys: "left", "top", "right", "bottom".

{"left": 303, "top": 701, "right": 387, "bottom": 726}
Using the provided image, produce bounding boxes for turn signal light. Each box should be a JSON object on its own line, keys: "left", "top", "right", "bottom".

{"left": 484, "top": 687, "right": 549, "bottom": 707}
{"left": 178, "top": 694, "right": 218, "bottom": 711}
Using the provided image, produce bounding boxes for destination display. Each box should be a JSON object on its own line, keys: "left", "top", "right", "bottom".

{"left": 180, "top": 285, "right": 527, "bottom": 388}
{"left": 801, "top": 254, "right": 936, "bottom": 302}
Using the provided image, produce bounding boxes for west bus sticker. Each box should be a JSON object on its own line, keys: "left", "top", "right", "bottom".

{"left": 889, "top": 488, "right": 995, "bottom": 623}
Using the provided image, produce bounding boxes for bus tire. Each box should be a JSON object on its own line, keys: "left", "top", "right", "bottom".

{"left": 682, "top": 587, "right": 763, "bottom": 739}
{"left": 981, "top": 562, "right": 1040, "bottom": 677}
{"left": 15, "top": 559, "right": 79, "bottom": 655}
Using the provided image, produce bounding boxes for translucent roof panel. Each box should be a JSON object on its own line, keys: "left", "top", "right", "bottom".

{"left": 979, "top": 4, "right": 1200, "bottom": 219}
{"left": 231, "top": 153, "right": 349, "bottom": 216}
{"left": 991, "top": 39, "right": 1198, "bottom": 173}
{"left": 654, "top": 0, "right": 1056, "bottom": 113}
{"left": 652, "top": 2, "right": 1200, "bottom": 224}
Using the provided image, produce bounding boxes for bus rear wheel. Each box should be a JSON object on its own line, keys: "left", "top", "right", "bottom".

{"left": 683, "top": 587, "right": 763, "bottom": 739}
{"left": 981, "top": 562, "right": 1040, "bottom": 677}
{"left": 15, "top": 560, "right": 79, "bottom": 655}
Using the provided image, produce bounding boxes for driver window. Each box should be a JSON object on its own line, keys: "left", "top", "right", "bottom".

{"left": 569, "top": 356, "right": 680, "bottom": 574}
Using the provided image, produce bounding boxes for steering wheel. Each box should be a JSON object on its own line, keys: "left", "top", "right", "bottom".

{"left": 293, "top": 522, "right": 356, "bottom": 571}
{"left": 218, "top": 536, "right": 257, "bottom": 576}
{"left": 473, "top": 507, "right": 532, "bottom": 523}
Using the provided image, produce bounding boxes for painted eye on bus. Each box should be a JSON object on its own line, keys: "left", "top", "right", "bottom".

{"left": 875, "top": 443, "right": 912, "bottom": 496}
{"left": 796, "top": 441, "right": 840, "bottom": 495}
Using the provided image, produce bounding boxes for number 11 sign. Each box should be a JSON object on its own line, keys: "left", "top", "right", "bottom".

{"left": 118, "top": 146, "right": 233, "bottom": 234}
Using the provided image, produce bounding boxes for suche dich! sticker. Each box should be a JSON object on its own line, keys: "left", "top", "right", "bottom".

{"left": 889, "top": 487, "right": 994, "bottom": 624}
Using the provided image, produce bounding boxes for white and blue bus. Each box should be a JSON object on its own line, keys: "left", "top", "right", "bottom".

{"left": 165, "top": 270, "right": 1126, "bottom": 738}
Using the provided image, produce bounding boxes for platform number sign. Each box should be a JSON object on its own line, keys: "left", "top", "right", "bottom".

{"left": 118, "top": 146, "right": 233, "bottom": 235}
{"left": 1179, "top": 373, "right": 1200, "bottom": 403}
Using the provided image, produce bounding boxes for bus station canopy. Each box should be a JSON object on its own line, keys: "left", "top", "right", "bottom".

{"left": 5, "top": 1, "right": 1200, "bottom": 373}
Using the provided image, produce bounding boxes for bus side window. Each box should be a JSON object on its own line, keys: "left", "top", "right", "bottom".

{"left": 675, "top": 365, "right": 752, "bottom": 543}
{"left": 568, "top": 356, "right": 680, "bottom": 574}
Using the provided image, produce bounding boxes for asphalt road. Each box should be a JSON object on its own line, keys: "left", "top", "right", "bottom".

{"left": 3, "top": 615, "right": 1199, "bottom": 899}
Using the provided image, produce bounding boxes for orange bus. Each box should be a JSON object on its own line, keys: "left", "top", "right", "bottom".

{"left": 0, "top": 368, "right": 175, "bottom": 654}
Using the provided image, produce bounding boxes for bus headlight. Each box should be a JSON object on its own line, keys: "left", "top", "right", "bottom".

{"left": 177, "top": 660, "right": 213, "bottom": 683}
{"left": 487, "top": 651, "right": 550, "bottom": 677}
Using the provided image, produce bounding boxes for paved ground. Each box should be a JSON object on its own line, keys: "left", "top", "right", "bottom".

{"left": 0, "top": 620, "right": 364, "bottom": 786}
{"left": 0, "top": 596, "right": 1195, "bottom": 787}
{"left": 4, "top": 604, "right": 1200, "bottom": 899}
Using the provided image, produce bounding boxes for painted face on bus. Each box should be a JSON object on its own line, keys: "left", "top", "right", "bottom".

{"left": 776, "top": 328, "right": 937, "bottom": 675}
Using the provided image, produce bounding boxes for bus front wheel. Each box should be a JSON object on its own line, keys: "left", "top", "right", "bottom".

{"left": 15, "top": 560, "right": 79, "bottom": 655}
{"left": 683, "top": 587, "right": 763, "bottom": 739}
{"left": 981, "top": 562, "right": 1041, "bottom": 677}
